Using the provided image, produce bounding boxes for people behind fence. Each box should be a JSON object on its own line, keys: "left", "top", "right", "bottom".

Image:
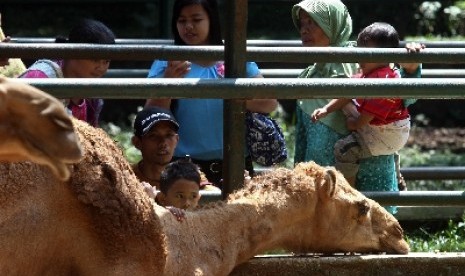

{"left": 0, "top": 14, "right": 26, "bottom": 77}
{"left": 145, "top": 0, "right": 278, "bottom": 187}
{"left": 311, "top": 22, "right": 411, "bottom": 187}
{"left": 19, "top": 18, "right": 115, "bottom": 127}
{"left": 291, "top": 0, "right": 422, "bottom": 213}
{"left": 131, "top": 106, "right": 220, "bottom": 194}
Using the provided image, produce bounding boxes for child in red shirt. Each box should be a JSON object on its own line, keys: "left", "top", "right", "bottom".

{"left": 311, "top": 22, "right": 412, "bottom": 186}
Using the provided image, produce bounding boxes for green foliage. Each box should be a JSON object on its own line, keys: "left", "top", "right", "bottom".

{"left": 407, "top": 214, "right": 465, "bottom": 252}
{"left": 102, "top": 122, "right": 141, "bottom": 165}
{"left": 399, "top": 146, "right": 465, "bottom": 167}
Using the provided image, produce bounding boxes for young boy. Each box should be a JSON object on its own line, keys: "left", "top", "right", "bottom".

{"left": 311, "top": 22, "right": 411, "bottom": 186}
{"left": 156, "top": 159, "right": 202, "bottom": 211}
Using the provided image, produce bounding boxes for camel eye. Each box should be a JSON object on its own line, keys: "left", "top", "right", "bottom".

{"left": 357, "top": 200, "right": 370, "bottom": 216}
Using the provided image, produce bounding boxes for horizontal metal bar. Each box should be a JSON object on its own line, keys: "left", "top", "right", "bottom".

{"left": 401, "top": 166, "right": 465, "bottom": 180}
{"left": 246, "top": 47, "right": 465, "bottom": 63}
{"left": 104, "top": 68, "right": 465, "bottom": 79}
{"left": 12, "top": 38, "right": 465, "bottom": 48}
{"left": 199, "top": 190, "right": 465, "bottom": 207}
{"left": 1, "top": 44, "right": 465, "bottom": 63}
{"left": 257, "top": 167, "right": 465, "bottom": 181}
{"left": 364, "top": 191, "right": 465, "bottom": 206}
{"left": 104, "top": 69, "right": 149, "bottom": 78}
{"left": 11, "top": 38, "right": 174, "bottom": 45}
{"left": 420, "top": 69, "right": 465, "bottom": 78}
{"left": 0, "top": 44, "right": 224, "bottom": 61}
{"left": 18, "top": 78, "right": 465, "bottom": 99}
{"left": 1, "top": 0, "right": 150, "bottom": 2}
{"left": 261, "top": 69, "right": 465, "bottom": 78}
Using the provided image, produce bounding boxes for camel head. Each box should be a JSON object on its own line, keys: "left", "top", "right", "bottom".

{"left": 0, "top": 77, "right": 82, "bottom": 180}
{"left": 293, "top": 161, "right": 410, "bottom": 255}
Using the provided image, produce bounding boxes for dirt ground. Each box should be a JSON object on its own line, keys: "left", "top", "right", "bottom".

{"left": 407, "top": 127, "right": 465, "bottom": 152}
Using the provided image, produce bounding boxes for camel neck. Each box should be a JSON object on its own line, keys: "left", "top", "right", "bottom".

{"left": 159, "top": 199, "right": 292, "bottom": 275}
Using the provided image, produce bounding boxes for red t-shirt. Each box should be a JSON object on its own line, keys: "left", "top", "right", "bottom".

{"left": 352, "top": 66, "right": 409, "bottom": 125}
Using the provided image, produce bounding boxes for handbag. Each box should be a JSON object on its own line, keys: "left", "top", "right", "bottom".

{"left": 245, "top": 111, "right": 287, "bottom": 166}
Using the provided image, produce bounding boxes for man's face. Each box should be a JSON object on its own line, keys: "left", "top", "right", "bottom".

{"left": 134, "top": 121, "right": 179, "bottom": 166}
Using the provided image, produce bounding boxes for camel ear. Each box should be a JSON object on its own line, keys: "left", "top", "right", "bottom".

{"left": 318, "top": 169, "right": 337, "bottom": 201}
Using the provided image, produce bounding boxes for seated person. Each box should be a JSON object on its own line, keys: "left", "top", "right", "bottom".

{"left": 131, "top": 106, "right": 220, "bottom": 192}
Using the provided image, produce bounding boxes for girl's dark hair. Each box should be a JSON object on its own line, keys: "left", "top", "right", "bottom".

{"left": 171, "top": 0, "right": 223, "bottom": 45}
{"left": 159, "top": 160, "right": 201, "bottom": 194}
{"left": 55, "top": 19, "right": 115, "bottom": 44}
{"left": 357, "top": 22, "right": 399, "bottom": 48}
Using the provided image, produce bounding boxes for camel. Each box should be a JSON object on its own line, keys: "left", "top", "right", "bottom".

{"left": 159, "top": 162, "right": 410, "bottom": 275}
{"left": 0, "top": 118, "right": 167, "bottom": 275}
{"left": 0, "top": 77, "right": 82, "bottom": 180}
{"left": 0, "top": 110, "right": 409, "bottom": 275}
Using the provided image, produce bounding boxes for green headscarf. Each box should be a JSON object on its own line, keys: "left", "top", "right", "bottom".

{"left": 292, "top": 0, "right": 356, "bottom": 135}
{"left": 292, "top": 0, "right": 352, "bottom": 46}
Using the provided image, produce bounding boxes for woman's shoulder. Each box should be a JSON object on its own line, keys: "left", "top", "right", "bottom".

{"left": 20, "top": 59, "right": 63, "bottom": 78}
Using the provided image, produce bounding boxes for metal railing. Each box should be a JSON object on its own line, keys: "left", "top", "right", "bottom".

{"left": 3, "top": 42, "right": 465, "bottom": 208}
{"left": 103, "top": 68, "right": 465, "bottom": 79}
{"left": 11, "top": 37, "right": 465, "bottom": 48}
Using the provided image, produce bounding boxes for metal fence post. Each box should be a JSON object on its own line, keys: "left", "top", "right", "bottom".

{"left": 223, "top": 0, "right": 248, "bottom": 199}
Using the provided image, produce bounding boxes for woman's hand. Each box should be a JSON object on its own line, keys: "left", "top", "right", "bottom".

{"left": 164, "top": 60, "right": 191, "bottom": 78}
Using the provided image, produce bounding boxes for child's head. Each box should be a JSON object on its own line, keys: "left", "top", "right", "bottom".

{"left": 158, "top": 160, "right": 201, "bottom": 210}
{"left": 357, "top": 22, "right": 399, "bottom": 75}
{"left": 57, "top": 19, "right": 116, "bottom": 78}
{"left": 56, "top": 18, "right": 115, "bottom": 44}
{"left": 172, "top": 0, "right": 223, "bottom": 46}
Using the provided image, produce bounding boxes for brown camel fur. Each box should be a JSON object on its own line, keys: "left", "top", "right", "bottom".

{"left": 0, "top": 118, "right": 167, "bottom": 275}
{"left": 0, "top": 112, "right": 408, "bottom": 275}
{"left": 0, "top": 77, "right": 82, "bottom": 180}
{"left": 158, "top": 162, "right": 409, "bottom": 275}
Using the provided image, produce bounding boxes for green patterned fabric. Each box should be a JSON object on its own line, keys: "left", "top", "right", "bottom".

{"left": 292, "top": 0, "right": 356, "bottom": 135}
{"left": 292, "top": 0, "right": 402, "bottom": 214}
{"left": 295, "top": 106, "right": 398, "bottom": 214}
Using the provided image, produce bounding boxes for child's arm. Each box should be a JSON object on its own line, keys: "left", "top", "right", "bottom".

{"left": 398, "top": 42, "right": 425, "bottom": 74}
{"left": 165, "top": 206, "right": 187, "bottom": 222}
{"left": 311, "top": 98, "right": 352, "bottom": 122}
{"left": 346, "top": 112, "right": 374, "bottom": 130}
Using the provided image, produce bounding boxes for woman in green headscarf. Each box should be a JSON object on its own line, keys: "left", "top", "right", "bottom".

{"left": 292, "top": 0, "right": 418, "bottom": 213}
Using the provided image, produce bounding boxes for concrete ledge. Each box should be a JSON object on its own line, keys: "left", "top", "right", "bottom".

{"left": 230, "top": 253, "right": 465, "bottom": 276}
